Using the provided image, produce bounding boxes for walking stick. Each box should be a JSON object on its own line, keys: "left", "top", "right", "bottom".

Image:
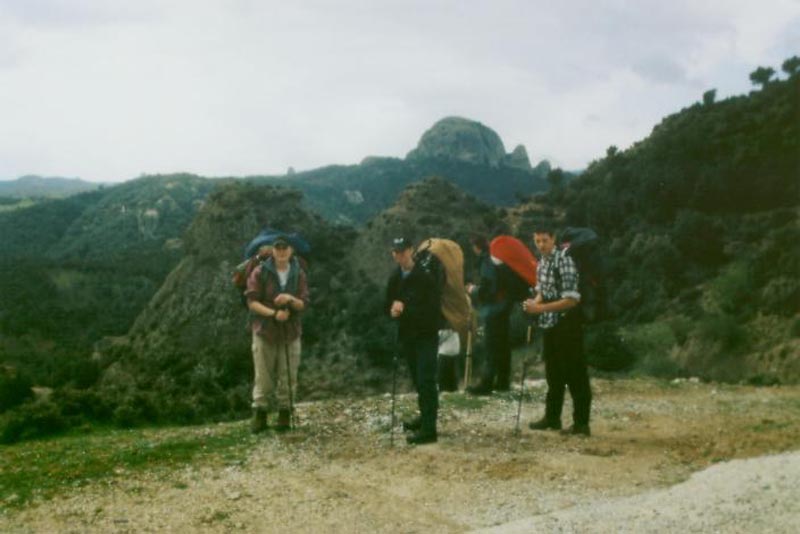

{"left": 462, "top": 328, "right": 473, "bottom": 391}
{"left": 390, "top": 329, "right": 399, "bottom": 447}
{"left": 514, "top": 325, "right": 533, "bottom": 435}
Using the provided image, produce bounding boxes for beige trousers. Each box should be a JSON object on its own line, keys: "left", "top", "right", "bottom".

{"left": 251, "top": 333, "right": 301, "bottom": 411}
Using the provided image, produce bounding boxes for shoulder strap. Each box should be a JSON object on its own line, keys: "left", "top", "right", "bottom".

{"left": 286, "top": 257, "right": 301, "bottom": 295}
{"left": 553, "top": 249, "right": 564, "bottom": 296}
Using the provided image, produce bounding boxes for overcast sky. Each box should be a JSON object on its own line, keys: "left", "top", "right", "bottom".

{"left": 0, "top": 0, "right": 798, "bottom": 183}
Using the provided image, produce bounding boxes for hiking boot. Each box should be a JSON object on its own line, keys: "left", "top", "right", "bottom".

{"left": 406, "top": 430, "right": 437, "bottom": 445}
{"left": 250, "top": 409, "right": 268, "bottom": 434}
{"left": 275, "top": 408, "right": 292, "bottom": 431}
{"left": 402, "top": 416, "right": 422, "bottom": 432}
{"left": 528, "top": 417, "right": 561, "bottom": 431}
{"left": 560, "top": 423, "right": 591, "bottom": 437}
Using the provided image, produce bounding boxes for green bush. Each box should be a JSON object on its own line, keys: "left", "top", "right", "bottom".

{"left": 585, "top": 325, "right": 635, "bottom": 371}
{"left": 705, "top": 261, "right": 753, "bottom": 317}
{"left": 53, "top": 388, "right": 113, "bottom": 422}
{"left": 0, "top": 400, "right": 66, "bottom": 444}
{"left": 696, "top": 313, "right": 747, "bottom": 352}
{"left": 112, "top": 393, "right": 158, "bottom": 428}
{"left": 791, "top": 316, "right": 800, "bottom": 338}
{"left": 0, "top": 370, "right": 34, "bottom": 413}
{"left": 666, "top": 315, "right": 693, "bottom": 346}
{"left": 622, "top": 322, "right": 682, "bottom": 378}
{"left": 760, "top": 276, "right": 800, "bottom": 316}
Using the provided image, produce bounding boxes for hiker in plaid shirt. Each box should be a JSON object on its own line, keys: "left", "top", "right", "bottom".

{"left": 523, "top": 224, "right": 592, "bottom": 436}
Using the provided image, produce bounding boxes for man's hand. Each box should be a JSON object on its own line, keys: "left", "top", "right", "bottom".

{"left": 275, "top": 309, "right": 291, "bottom": 322}
{"left": 390, "top": 300, "right": 405, "bottom": 318}
{"left": 522, "top": 298, "right": 544, "bottom": 315}
{"left": 274, "top": 293, "right": 294, "bottom": 306}
{"left": 465, "top": 283, "right": 476, "bottom": 294}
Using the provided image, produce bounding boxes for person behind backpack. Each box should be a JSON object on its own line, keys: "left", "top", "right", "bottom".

{"left": 385, "top": 236, "right": 444, "bottom": 445}
{"left": 245, "top": 234, "right": 310, "bottom": 433}
{"left": 437, "top": 328, "right": 461, "bottom": 392}
{"left": 522, "top": 224, "right": 592, "bottom": 436}
{"left": 466, "top": 234, "right": 513, "bottom": 394}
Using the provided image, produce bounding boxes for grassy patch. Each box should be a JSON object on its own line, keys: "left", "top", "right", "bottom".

{"left": 748, "top": 419, "right": 792, "bottom": 433}
{"left": 441, "top": 394, "right": 490, "bottom": 411}
{"left": 0, "top": 422, "right": 253, "bottom": 509}
{"left": 0, "top": 198, "right": 36, "bottom": 212}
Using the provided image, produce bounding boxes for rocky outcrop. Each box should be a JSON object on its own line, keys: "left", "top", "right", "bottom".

{"left": 407, "top": 117, "right": 533, "bottom": 171}
{"left": 504, "top": 145, "right": 532, "bottom": 171}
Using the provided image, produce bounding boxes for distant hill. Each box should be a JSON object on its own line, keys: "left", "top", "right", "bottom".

{"left": 251, "top": 117, "right": 550, "bottom": 224}
{"left": 0, "top": 175, "right": 101, "bottom": 198}
{"left": 0, "top": 174, "right": 219, "bottom": 389}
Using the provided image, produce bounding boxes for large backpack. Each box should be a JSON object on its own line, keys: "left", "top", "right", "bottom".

{"left": 232, "top": 253, "right": 267, "bottom": 301}
{"left": 556, "top": 227, "right": 607, "bottom": 323}
{"left": 232, "top": 230, "right": 310, "bottom": 306}
{"left": 489, "top": 235, "right": 538, "bottom": 302}
{"left": 244, "top": 228, "right": 311, "bottom": 260}
{"left": 415, "top": 238, "right": 472, "bottom": 335}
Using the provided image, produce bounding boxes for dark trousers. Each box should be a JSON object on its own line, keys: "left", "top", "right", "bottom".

{"left": 543, "top": 311, "right": 592, "bottom": 426}
{"left": 438, "top": 355, "right": 460, "bottom": 392}
{"left": 401, "top": 332, "right": 439, "bottom": 433}
{"left": 483, "top": 309, "right": 511, "bottom": 388}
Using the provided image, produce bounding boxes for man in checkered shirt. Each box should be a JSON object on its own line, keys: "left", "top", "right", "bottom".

{"left": 523, "top": 224, "right": 592, "bottom": 436}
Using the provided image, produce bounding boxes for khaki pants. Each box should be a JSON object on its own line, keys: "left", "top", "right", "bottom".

{"left": 251, "top": 333, "right": 301, "bottom": 411}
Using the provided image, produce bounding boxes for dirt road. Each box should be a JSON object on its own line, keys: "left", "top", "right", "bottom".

{"left": 4, "top": 378, "right": 800, "bottom": 533}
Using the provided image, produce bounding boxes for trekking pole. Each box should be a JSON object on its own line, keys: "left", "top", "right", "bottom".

{"left": 390, "top": 329, "right": 399, "bottom": 447}
{"left": 463, "top": 327, "right": 473, "bottom": 391}
{"left": 514, "top": 325, "right": 533, "bottom": 435}
{"left": 281, "top": 319, "right": 295, "bottom": 430}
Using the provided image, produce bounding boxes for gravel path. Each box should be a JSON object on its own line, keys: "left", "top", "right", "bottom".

{"left": 473, "top": 451, "right": 800, "bottom": 533}
{"left": 3, "top": 379, "right": 799, "bottom": 533}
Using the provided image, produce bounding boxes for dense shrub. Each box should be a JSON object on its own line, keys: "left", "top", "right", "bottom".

{"left": 585, "top": 326, "right": 635, "bottom": 371}
{"left": 695, "top": 313, "right": 747, "bottom": 353}
{"left": 0, "top": 400, "right": 66, "bottom": 444}
{"left": 0, "top": 370, "right": 34, "bottom": 413}
{"left": 622, "top": 322, "right": 682, "bottom": 378}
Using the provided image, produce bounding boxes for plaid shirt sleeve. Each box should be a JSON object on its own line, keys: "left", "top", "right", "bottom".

{"left": 557, "top": 251, "right": 581, "bottom": 302}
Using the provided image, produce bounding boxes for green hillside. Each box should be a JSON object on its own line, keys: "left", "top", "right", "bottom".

{"left": 0, "top": 175, "right": 219, "bottom": 401}
{"left": 531, "top": 64, "right": 799, "bottom": 381}
{"left": 0, "top": 175, "right": 101, "bottom": 199}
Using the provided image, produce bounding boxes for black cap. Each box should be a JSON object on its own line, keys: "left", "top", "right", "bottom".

{"left": 391, "top": 237, "right": 414, "bottom": 251}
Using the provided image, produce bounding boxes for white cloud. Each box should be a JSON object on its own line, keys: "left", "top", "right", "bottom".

{"left": 0, "top": 0, "right": 798, "bottom": 181}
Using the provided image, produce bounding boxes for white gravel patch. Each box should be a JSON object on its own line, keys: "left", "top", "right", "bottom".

{"left": 472, "top": 451, "right": 800, "bottom": 534}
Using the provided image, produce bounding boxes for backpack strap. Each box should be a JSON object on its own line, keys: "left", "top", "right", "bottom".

{"left": 553, "top": 248, "right": 565, "bottom": 297}
{"left": 260, "top": 256, "right": 301, "bottom": 297}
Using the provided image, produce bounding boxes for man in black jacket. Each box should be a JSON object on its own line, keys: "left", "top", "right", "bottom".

{"left": 385, "top": 237, "right": 443, "bottom": 445}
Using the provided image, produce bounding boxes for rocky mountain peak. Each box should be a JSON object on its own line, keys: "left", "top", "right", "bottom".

{"left": 406, "top": 117, "right": 534, "bottom": 172}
